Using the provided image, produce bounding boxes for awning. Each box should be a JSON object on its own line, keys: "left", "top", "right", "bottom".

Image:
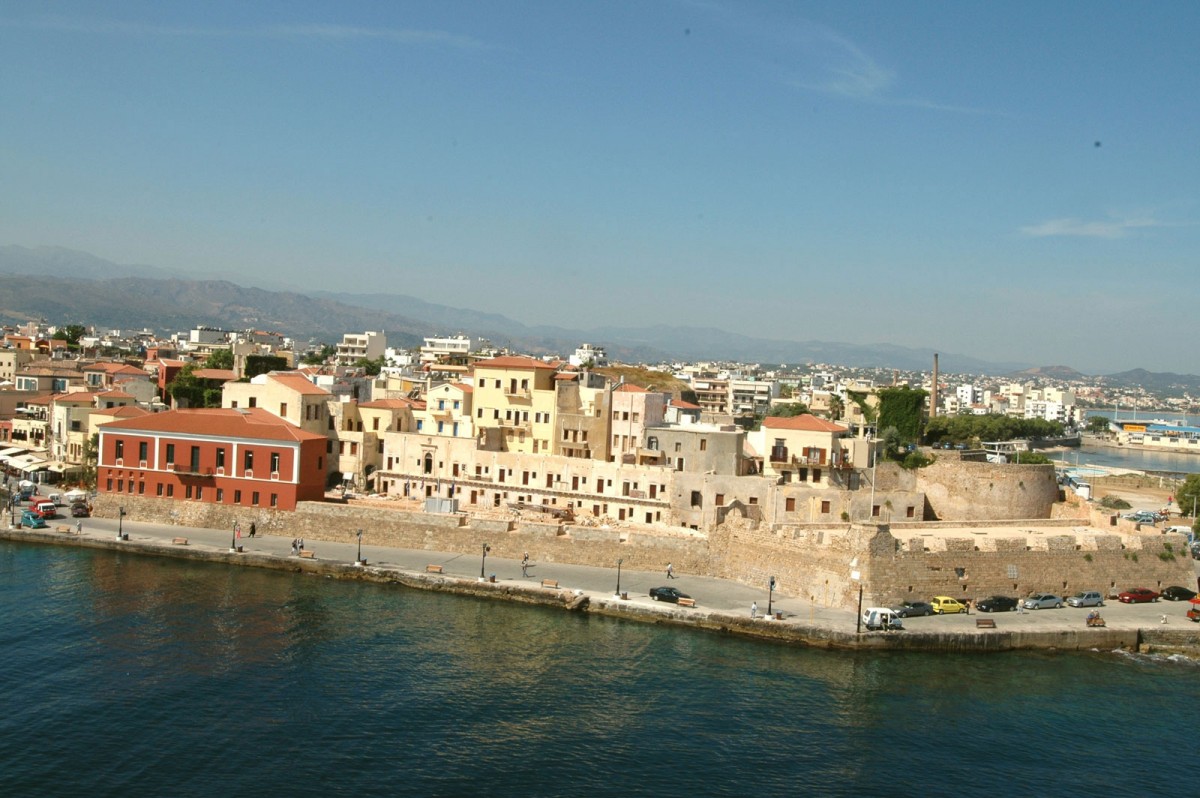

{"left": 8, "top": 454, "right": 49, "bottom": 471}
{"left": 46, "top": 461, "right": 83, "bottom": 473}
{"left": 0, "top": 447, "right": 25, "bottom": 458}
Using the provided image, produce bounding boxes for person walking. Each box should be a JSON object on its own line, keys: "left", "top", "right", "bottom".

{"left": 666, "top": 562, "right": 675, "bottom": 579}
{"left": 248, "top": 522, "right": 256, "bottom": 538}
{"left": 291, "top": 538, "right": 299, "bottom": 556}
{"left": 75, "top": 520, "right": 82, "bottom": 535}
{"left": 521, "top": 552, "right": 530, "bottom": 577}
{"left": 234, "top": 521, "right": 242, "bottom": 540}
{"left": 751, "top": 601, "right": 758, "bottom": 619}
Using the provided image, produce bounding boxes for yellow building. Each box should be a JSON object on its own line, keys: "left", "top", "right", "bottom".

{"left": 471, "top": 356, "right": 559, "bottom": 455}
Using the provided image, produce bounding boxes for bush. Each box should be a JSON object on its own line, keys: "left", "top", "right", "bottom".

{"left": 1100, "top": 495, "right": 1132, "bottom": 510}
{"left": 900, "top": 451, "right": 933, "bottom": 470}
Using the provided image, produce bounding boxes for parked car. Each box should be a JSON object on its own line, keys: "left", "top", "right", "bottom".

{"left": 1066, "top": 591, "right": 1104, "bottom": 608}
{"left": 976, "top": 595, "right": 1018, "bottom": 613}
{"left": 33, "top": 500, "right": 57, "bottom": 519}
{"left": 1160, "top": 586, "right": 1197, "bottom": 602}
{"left": 1117, "top": 588, "right": 1160, "bottom": 604}
{"left": 20, "top": 509, "right": 47, "bottom": 529}
{"left": 70, "top": 503, "right": 90, "bottom": 518}
{"left": 1022, "top": 594, "right": 1064, "bottom": 610}
{"left": 649, "top": 586, "right": 691, "bottom": 604}
{"left": 930, "top": 596, "right": 968, "bottom": 614}
{"left": 892, "top": 600, "right": 934, "bottom": 617}
{"left": 862, "top": 607, "right": 904, "bottom": 631}
{"left": 1123, "top": 511, "right": 1161, "bottom": 524}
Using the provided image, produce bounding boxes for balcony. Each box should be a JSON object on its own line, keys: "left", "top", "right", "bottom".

{"left": 502, "top": 388, "right": 532, "bottom": 401}
{"left": 172, "top": 463, "right": 216, "bottom": 478}
{"left": 769, "top": 446, "right": 789, "bottom": 463}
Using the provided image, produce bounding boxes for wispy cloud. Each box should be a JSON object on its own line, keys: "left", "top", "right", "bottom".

{"left": 1019, "top": 216, "right": 1167, "bottom": 239}
{"left": 0, "top": 15, "right": 485, "bottom": 49}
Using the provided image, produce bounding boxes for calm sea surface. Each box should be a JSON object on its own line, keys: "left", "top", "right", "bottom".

{"left": 2, "top": 540, "right": 1197, "bottom": 798}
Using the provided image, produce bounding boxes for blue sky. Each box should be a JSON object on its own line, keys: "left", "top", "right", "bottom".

{"left": 2, "top": 1, "right": 1197, "bottom": 373}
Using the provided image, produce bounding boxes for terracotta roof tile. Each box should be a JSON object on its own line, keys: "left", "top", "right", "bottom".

{"left": 761, "top": 413, "right": 847, "bottom": 433}
{"left": 100, "top": 407, "right": 326, "bottom": 442}
{"left": 268, "top": 372, "right": 331, "bottom": 395}
{"left": 473, "top": 355, "right": 556, "bottom": 371}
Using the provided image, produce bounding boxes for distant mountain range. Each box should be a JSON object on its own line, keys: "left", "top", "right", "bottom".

{"left": 2, "top": 244, "right": 1198, "bottom": 388}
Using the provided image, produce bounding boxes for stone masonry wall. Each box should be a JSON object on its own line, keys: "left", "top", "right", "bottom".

{"left": 915, "top": 460, "right": 1059, "bottom": 521}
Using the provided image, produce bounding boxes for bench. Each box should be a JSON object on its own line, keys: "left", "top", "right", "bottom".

{"left": 677, "top": 597, "right": 696, "bottom": 608}
{"left": 425, "top": 564, "right": 444, "bottom": 574}
{"left": 56, "top": 525, "right": 71, "bottom": 533}
{"left": 172, "top": 537, "right": 189, "bottom": 545}
{"left": 299, "top": 550, "right": 316, "bottom": 559}
{"left": 975, "top": 618, "right": 996, "bottom": 629}
{"left": 541, "top": 579, "right": 560, "bottom": 589}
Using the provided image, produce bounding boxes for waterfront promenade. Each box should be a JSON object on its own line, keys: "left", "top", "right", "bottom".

{"left": 5, "top": 513, "right": 1199, "bottom": 654}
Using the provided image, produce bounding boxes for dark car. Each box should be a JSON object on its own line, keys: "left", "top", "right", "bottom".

{"left": 70, "top": 503, "right": 90, "bottom": 518}
{"left": 892, "top": 600, "right": 934, "bottom": 617}
{"left": 976, "top": 595, "right": 1018, "bottom": 613}
{"left": 1118, "top": 588, "right": 1160, "bottom": 604}
{"left": 649, "top": 586, "right": 691, "bottom": 604}
{"left": 1160, "top": 586, "right": 1197, "bottom": 602}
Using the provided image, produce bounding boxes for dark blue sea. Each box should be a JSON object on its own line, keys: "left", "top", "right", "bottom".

{"left": 2, "top": 540, "right": 1197, "bottom": 797}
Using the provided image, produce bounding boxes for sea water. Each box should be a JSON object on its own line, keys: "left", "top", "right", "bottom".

{"left": 1, "top": 540, "right": 1196, "bottom": 797}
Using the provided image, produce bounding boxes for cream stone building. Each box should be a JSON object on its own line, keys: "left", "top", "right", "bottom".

{"left": 750, "top": 414, "right": 854, "bottom": 487}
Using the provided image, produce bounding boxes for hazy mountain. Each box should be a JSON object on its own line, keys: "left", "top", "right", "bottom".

{"left": 3, "top": 244, "right": 1194, "bottom": 380}
{"left": 1009, "top": 365, "right": 1089, "bottom": 380}
{"left": 1103, "top": 369, "right": 1200, "bottom": 393}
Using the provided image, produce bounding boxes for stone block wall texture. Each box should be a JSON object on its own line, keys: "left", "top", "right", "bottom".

{"left": 915, "top": 460, "right": 1059, "bottom": 521}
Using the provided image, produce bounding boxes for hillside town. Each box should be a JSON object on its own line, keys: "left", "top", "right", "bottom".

{"left": 2, "top": 321, "right": 1197, "bottom": 611}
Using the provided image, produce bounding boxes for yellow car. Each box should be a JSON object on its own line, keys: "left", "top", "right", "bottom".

{"left": 930, "top": 596, "right": 968, "bottom": 614}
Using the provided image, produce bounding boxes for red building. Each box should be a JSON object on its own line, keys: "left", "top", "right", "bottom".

{"left": 97, "top": 408, "right": 328, "bottom": 511}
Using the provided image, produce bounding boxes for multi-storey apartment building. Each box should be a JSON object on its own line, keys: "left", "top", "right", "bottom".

{"left": 419, "top": 335, "right": 471, "bottom": 366}
{"left": 97, "top": 407, "right": 328, "bottom": 511}
{"left": 472, "top": 356, "right": 558, "bottom": 454}
{"left": 335, "top": 331, "right": 386, "bottom": 366}
{"left": 609, "top": 382, "right": 667, "bottom": 464}
{"left": 49, "top": 389, "right": 136, "bottom": 465}
{"left": 750, "top": 414, "right": 853, "bottom": 487}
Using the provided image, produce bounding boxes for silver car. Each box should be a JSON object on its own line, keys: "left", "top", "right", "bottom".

{"left": 1066, "top": 591, "right": 1103, "bottom": 608}
{"left": 1023, "top": 593, "right": 1064, "bottom": 610}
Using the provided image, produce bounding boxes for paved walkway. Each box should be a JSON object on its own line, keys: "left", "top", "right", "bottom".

{"left": 23, "top": 514, "right": 1200, "bottom": 638}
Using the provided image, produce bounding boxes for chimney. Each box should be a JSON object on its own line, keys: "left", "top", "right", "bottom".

{"left": 930, "top": 353, "right": 939, "bottom": 419}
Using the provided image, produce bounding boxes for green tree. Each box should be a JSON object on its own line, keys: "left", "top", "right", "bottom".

{"left": 52, "top": 324, "right": 88, "bottom": 347}
{"left": 245, "top": 354, "right": 289, "bottom": 379}
{"left": 205, "top": 348, "right": 234, "bottom": 370}
{"left": 354, "top": 356, "right": 385, "bottom": 376}
{"left": 828, "top": 395, "right": 845, "bottom": 421}
{"left": 1176, "top": 474, "right": 1200, "bottom": 524}
{"left": 79, "top": 433, "right": 99, "bottom": 490}
{"left": 878, "top": 387, "right": 927, "bottom": 442}
{"left": 302, "top": 344, "right": 336, "bottom": 365}
{"left": 1085, "top": 415, "right": 1111, "bottom": 434}
{"left": 1011, "top": 451, "right": 1052, "bottom": 465}
{"left": 167, "top": 364, "right": 224, "bottom": 408}
{"left": 767, "top": 402, "right": 809, "bottom": 418}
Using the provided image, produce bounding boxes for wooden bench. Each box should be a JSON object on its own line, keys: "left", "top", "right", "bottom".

{"left": 299, "top": 550, "right": 316, "bottom": 559}
{"left": 975, "top": 618, "right": 996, "bottom": 629}
{"left": 56, "top": 525, "right": 71, "bottom": 533}
{"left": 677, "top": 597, "right": 696, "bottom": 608}
{"left": 172, "top": 537, "right": 189, "bottom": 545}
{"left": 541, "top": 579, "right": 560, "bottom": 589}
{"left": 425, "top": 564, "right": 444, "bottom": 574}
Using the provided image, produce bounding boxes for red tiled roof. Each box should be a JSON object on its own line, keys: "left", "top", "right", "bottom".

{"left": 473, "top": 355, "right": 556, "bottom": 371}
{"left": 192, "top": 368, "right": 237, "bottom": 381}
{"left": 761, "top": 413, "right": 847, "bottom": 433}
{"left": 450, "top": 382, "right": 473, "bottom": 393}
{"left": 614, "top": 383, "right": 648, "bottom": 393}
{"left": 670, "top": 399, "right": 701, "bottom": 410}
{"left": 99, "top": 407, "right": 326, "bottom": 442}
{"left": 268, "top": 372, "right": 331, "bottom": 396}
{"left": 554, "top": 372, "right": 578, "bottom": 380}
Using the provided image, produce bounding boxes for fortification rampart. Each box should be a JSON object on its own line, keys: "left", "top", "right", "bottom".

{"left": 915, "top": 459, "right": 1060, "bottom": 520}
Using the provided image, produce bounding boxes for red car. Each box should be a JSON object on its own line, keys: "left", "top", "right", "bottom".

{"left": 1118, "top": 588, "right": 1160, "bottom": 603}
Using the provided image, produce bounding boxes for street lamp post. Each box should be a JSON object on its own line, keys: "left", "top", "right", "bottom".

{"left": 615, "top": 558, "right": 624, "bottom": 597}
{"left": 117, "top": 506, "right": 126, "bottom": 540}
{"left": 356, "top": 528, "right": 364, "bottom": 565}
{"left": 767, "top": 575, "right": 776, "bottom": 617}
{"left": 480, "top": 543, "right": 490, "bottom": 579}
{"left": 851, "top": 562, "right": 863, "bottom": 634}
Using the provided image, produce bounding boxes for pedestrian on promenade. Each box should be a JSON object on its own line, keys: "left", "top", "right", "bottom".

{"left": 521, "top": 552, "right": 529, "bottom": 577}
{"left": 291, "top": 538, "right": 299, "bottom": 555}
{"left": 751, "top": 601, "right": 758, "bottom": 619}
{"left": 234, "top": 522, "right": 242, "bottom": 539}
{"left": 248, "top": 522, "right": 256, "bottom": 538}
{"left": 299, "top": 538, "right": 305, "bottom": 551}
{"left": 666, "top": 562, "right": 675, "bottom": 579}
{"left": 75, "top": 520, "right": 82, "bottom": 535}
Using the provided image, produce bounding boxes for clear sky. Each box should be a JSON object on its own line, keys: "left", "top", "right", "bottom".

{"left": 2, "top": 1, "right": 1197, "bottom": 373}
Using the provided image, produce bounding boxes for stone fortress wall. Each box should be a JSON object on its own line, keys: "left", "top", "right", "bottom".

{"left": 92, "top": 458, "right": 1193, "bottom": 610}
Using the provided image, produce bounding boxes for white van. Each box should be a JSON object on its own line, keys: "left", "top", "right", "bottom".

{"left": 862, "top": 607, "right": 904, "bottom": 631}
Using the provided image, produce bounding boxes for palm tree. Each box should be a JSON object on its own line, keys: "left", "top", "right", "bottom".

{"left": 829, "top": 395, "right": 845, "bottom": 421}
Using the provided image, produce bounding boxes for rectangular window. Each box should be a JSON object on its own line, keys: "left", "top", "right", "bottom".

{"left": 138, "top": 481, "right": 145, "bottom": 494}
{"left": 417, "top": 420, "right": 423, "bottom": 431}
{"left": 437, "top": 421, "right": 444, "bottom": 433}
{"left": 715, "top": 493, "right": 725, "bottom": 505}
{"left": 217, "top": 489, "right": 224, "bottom": 502}
{"left": 196, "top": 486, "right": 202, "bottom": 500}
{"left": 138, "top": 441, "right": 148, "bottom": 461}
{"left": 270, "top": 452, "right": 280, "bottom": 472}
{"left": 117, "top": 479, "right": 124, "bottom": 492}
{"left": 786, "top": 497, "right": 796, "bottom": 511}
{"left": 872, "top": 505, "right": 880, "bottom": 517}
{"left": 700, "top": 439, "right": 708, "bottom": 451}
{"left": 190, "top": 446, "right": 200, "bottom": 473}
{"left": 438, "top": 399, "right": 445, "bottom": 410}
{"left": 821, "top": 500, "right": 831, "bottom": 514}
{"left": 234, "top": 490, "right": 242, "bottom": 504}
{"left": 280, "top": 403, "right": 288, "bottom": 416}
{"left": 270, "top": 493, "right": 278, "bottom": 507}
{"left": 244, "top": 450, "right": 254, "bottom": 471}
{"left": 216, "top": 448, "right": 226, "bottom": 469}
{"left": 186, "top": 485, "right": 193, "bottom": 499}
{"left": 115, "top": 440, "right": 124, "bottom": 459}
{"left": 350, "top": 442, "right": 358, "bottom": 455}
{"left": 690, "top": 491, "right": 702, "bottom": 508}
{"left": 107, "top": 478, "right": 114, "bottom": 491}
{"left": 248, "top": 397, "right": 257, "bottom": 408}
{"left": 166, "top": 484, "right": 174, "bottom": 497}
{"left": 372, "top": 418, "right": 379, "bottom": 431}
{"left": 252, "top": 491, "right": 260, "bottom": 506}
{"left": 156, "top": 483, "right": 164, "bottom": 496}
